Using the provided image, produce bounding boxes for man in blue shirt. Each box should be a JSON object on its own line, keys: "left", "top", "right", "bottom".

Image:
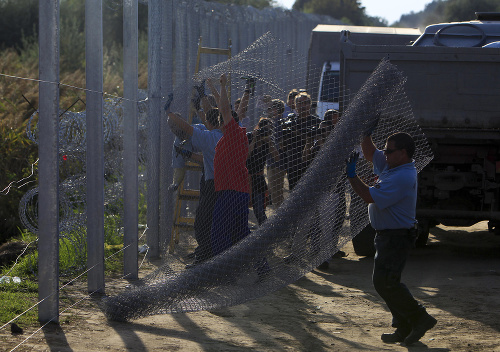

{"left": 167, "top": 106, "right": 223, "bottom": 266}
{"left": 347, "top": 132, "right": 437, "bottom": 346}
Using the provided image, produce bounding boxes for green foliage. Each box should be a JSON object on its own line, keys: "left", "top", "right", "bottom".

{"left": 0, "top": 280, "right": 39, "bottom": 327}
{"left": 395, "top": 0, "right": 500, "bottom": 28}
{"left": 301, "top": 0, "right": 365, "bottom": 24}
{"left": 104, "top": 215, "right": 123, "bottom": 246}
{"left": 60, "top": 16, "right": 86, "bottom": 72}
{"left": 0, "top": 124, "right": 38, "bottom": 243}
{"left": 206, "top": 0, "right": 277, "bottom": 9}
{"left": 59, "top": 0, "right": 149, "bottom": 55}
{"left": 292, "top": 0, "right": 386, "bottom": 26}
{"left": 443, "top": 0, "right": 500, "bottom": 22}
{"left": 3, "top": 212, "right": 127, "bottom": 279}
{"left": 0, "top": 0, "right": 38, "bottom": 50}
{"left": 0, "top": 0, "right": 149, "bottom": 51}
{"left": 292, "top": 0, "right": 500, "bottom": 27}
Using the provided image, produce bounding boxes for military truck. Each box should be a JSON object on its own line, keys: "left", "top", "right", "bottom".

{"left": 306, "top": 24, "right": 422, "bottom": 117}
{"left": 337, "top": 13, "right": 500, "bottom": 255}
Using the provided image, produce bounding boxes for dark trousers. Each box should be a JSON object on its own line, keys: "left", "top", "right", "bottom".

{"left": 250, "top": 173, "right": 267, "bottom": 226}
{"left": 193, "top": 178, "right": 216, "bottom": 261}
{"left": 251, "top": 191, "right": 267, "bottom": 225}
{"left": 211, "top": 190, "right": 250, "bottom": 256}
{"left": 372, "top": 230, "right": 426, "bottom": 330}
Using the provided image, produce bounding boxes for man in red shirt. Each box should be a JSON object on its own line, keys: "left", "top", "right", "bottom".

{"left": 208, "top": 74, "right": 251, "bottom": 256}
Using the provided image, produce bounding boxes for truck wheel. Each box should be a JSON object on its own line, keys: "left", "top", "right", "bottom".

{"left": 416, "top": 220, "right": 430, "bottom": 247}
{"left": 352, "top": 224, "right": 376, "bottom": 257}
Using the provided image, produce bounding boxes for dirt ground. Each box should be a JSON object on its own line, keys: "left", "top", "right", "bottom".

{"left": 2, "top": 221, "right": 499, "bottom": 352}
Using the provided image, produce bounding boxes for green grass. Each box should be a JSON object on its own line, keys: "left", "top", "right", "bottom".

{"left": 0, "top": 212, "right": 134, "bottom": 330}
{"left": 0, "top": 280, "right": 39, "bottom": 327}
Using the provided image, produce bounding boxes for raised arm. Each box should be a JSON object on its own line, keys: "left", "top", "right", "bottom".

{"left": 200, "top": 95, "right": 213, "bottom": 112}
{"left": 217, "top": 74, "right": 233, "bottom": 126}
{"left": 361, "top": 135, "right": 377, "bottom": 163}
{"left": 236, "top": 83, "right": 251, "bottom": 120}
{"left": 207, "top": 78, "right": 221, "bottom": 108}
{"left": 346, "top": 152, "right": 375, "bottom": 203}
{"left": 166, "top": 112, "right": 194, "bottom": 141}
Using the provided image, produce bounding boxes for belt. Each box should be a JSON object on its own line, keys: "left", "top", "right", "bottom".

{"left": 376, "top": 228, "right": 416, "bottom": 236}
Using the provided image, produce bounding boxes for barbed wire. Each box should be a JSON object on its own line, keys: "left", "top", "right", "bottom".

{"left": 1, "top": 159, "right": 39, "bottom": 196}
{"left": 0, "top": 72, "right": 140, "bottom": 103}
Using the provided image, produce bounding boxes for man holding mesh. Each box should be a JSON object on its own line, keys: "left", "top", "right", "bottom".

{"left": 207, "top": 74, "right": 251, "bottom": 256}
{"left": 346, "top": 132, "right": 437, "bottom": 346}
{"left": 165, "top": 102, "right": 223, "bottom": 267}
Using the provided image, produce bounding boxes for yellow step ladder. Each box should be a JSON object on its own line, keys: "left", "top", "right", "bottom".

{"left": 169, "top": 36, "right": 232, "bottom": 253}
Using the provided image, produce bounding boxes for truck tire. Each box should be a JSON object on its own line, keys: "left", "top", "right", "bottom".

{"left": 352, "top": 224, "right": 376, "bottom": 257}
{"left": 416, "top": 220, "right": 430, "bottom": 247}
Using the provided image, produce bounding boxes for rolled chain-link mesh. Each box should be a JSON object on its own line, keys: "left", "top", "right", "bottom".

{"left": 102, "top": 33, "right": 433, "bottom": 320}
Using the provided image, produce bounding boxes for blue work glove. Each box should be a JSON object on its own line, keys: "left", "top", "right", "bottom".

{"left": 346, "top": 152, "right": 359, "bottom": 178}
{"left": 164, "top": 93, "right": 174, "bottom": 111}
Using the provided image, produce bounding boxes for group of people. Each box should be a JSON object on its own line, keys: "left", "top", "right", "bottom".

{"left": 166, "top": 74, "right": 250, "bottom": 266}
{"left": 167, "top": 77, "right": 341, "bottom": 266}
{"left": 165, "top": 73, "right": 436, "bottom": 346}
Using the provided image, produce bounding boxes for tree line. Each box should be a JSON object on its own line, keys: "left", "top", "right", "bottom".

{"left": 292, "top": 0, "right": 500, "bottom": 27}
{"left": 2, "top": 0, "right": 499, "bottom": 54}
{"left": 394, "top": 0, "right": 500, "bottom": 28}
{"left": 0, "top": 0, "right": 148, "bottom": 61}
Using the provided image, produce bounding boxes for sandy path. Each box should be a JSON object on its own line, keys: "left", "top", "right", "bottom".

{"left": 2, "top": 222, "right": 499, "bottom": 351}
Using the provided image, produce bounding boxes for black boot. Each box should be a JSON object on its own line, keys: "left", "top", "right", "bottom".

{"left": 381, "top": 327, "right": 410, "bottom": 343}
{"left": 404, "top": 312, "right": 437, "bottom": 345}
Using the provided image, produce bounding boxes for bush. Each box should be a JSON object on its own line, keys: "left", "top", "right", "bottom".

{"left": 0, "top": 0, "right": 38, "bottom": 50}
{"left": 0, "top": 124, "right": 37, "bottom": 244}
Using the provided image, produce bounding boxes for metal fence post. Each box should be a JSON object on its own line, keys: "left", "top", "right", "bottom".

{"left": 38, "top": 0, "right": 60, "bottom": 323}
{"left": 147, "top": 0, "right": 161, "bottom": 258}
{"left": 123, "top": 0, "right": 139, "bottom": 279}
{"left": 85, "top": 0, "right": 105, "bottom": 293}
{"left": 160, "top": 0, "right": 175, "bottom": 252}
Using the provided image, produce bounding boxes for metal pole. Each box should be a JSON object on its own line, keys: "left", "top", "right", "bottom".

{"left": 38, "top": 0, "right": 60, "bottom": 323}
{"left": 160, "top": 0, "right": 175, "bottom": 252}
{"left": 123, "top": 0, "right": 139, "bottom": 279}
{"left": 147, "top": 0, "right": 161, "bottom": 258}
{"left": 85, "top": 0, "right": 105, "bottom": 293}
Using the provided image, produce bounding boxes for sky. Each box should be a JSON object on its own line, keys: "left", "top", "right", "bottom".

{"left": 275, "top": 0, "right": 433, "bottom": 24}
